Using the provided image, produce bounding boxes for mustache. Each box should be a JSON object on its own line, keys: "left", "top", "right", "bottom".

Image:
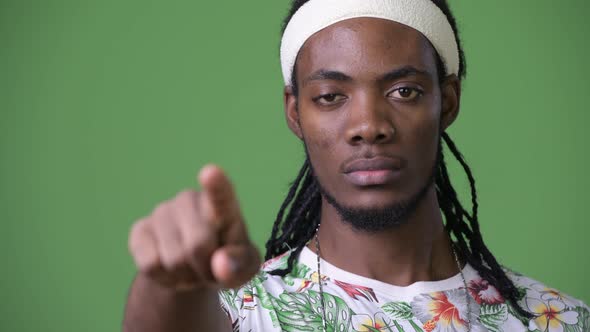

{"left": 302, "top": 139, "right": 444, "bottom": 179}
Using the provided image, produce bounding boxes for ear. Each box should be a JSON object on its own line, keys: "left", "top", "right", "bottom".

{"left": 440, "top": 74, "right": 461, "bottom": 132}
{"left": 284, "top": 86, "right": 303, "bottom": 140}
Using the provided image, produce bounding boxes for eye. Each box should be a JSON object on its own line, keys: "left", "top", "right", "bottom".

{"left": 389, "top": 87, "right": 423, "bottom": 101}
{"left": 312, "top": 93, "right": 347, "bottom": 106}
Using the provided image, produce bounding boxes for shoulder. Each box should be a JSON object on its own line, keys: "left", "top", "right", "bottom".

{"left": 502, "top": 266, "right": 588, "bottom": 309}
{"left": 501, "top": 266, "right": 589, "bottom": 331}
{"left": 218, "top": 250, "right": 312, "bottom": 330}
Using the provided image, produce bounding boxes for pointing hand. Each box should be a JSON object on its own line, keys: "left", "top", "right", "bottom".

{"left": 128, "top": 165, "right": 261, "bottom": 290}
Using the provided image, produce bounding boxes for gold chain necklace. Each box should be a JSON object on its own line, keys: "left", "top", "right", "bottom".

{"left": 313, "top": 223, "right": 471, "bottom": 331}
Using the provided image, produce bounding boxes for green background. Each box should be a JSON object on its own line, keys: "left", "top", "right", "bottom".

{"left": 1, "top": 0, "right": 588, "bottom": 330}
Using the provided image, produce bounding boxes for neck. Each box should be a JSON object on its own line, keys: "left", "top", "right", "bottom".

{"left": 308, "top": 186, "right": 460, "bottom": 286}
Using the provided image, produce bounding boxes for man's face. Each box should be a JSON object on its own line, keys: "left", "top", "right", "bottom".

{"left": 285, "top": 18, "right": 459, "bottom": 230}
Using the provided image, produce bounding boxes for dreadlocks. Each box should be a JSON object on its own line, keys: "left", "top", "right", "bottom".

{"left": 265, "top": 0, "right": 532, "bottom": 321}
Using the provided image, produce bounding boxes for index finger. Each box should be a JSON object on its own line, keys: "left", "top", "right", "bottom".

{"left": 197, "top": 164, "right": 243, "bottom": 227}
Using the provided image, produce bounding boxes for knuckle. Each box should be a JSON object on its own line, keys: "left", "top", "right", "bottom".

{"left": 137, "top": 256, "right": 158, "bottom": 272}
{"left": 151, "top": 201, "right": 170, "bottom": 218}
{"left": 140, "top": 260, "right": 162, "bottom": 275}
{"left": 128, "top": 220, "right": 149, "bottom": 251}
{"left": 184, "top": 225, "right": 214, "bottom": 247}
{"left": 175, "top": 189, "right": 199, "bottom": 203}
{"left": 151, "top": 219, "right": 182, "bottom": 242}
{"left": 173, "top": 190, "right": 201, "bottom": 215}
{"left": 161, "top": 252, "right": 186, "bottom": 271}
{"left": 130, "top": 217, "right": 147, "bottom": 233}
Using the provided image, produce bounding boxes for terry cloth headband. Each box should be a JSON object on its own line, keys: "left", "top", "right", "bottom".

{"left": 280, "top": 0, "right": 459, "bottom": 86}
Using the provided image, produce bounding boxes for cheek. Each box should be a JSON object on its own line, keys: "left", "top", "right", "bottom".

{"left": 406, "top": 112, "right": 441, "bottom": 174}
{"left": 415, "top": 118, "right": 440, "bottom": 146}
{"left": 403, "top": 94, "right": 441, "bottom": 146}
{"left": 299, "top": 112, "right": 345, "bottom": 186}
{"left": 300, "top": 111, "right": 340, "bottom": 155}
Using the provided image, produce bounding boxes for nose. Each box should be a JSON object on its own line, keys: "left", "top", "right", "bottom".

{"left": 345, "top": 92, "right": 395, "bottom": 145}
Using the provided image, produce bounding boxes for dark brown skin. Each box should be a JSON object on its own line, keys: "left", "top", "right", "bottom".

{"left": 285, "top": 18, "right": 463, "bottom": 285}
{"left": 123, "top": 17, "right": 462, "bottom": 331}
{"left": 123, "top": 166, "right": 259, "bottom": 332}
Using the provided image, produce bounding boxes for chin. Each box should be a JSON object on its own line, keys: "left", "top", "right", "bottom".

{"left": 328, "top": 195, "right": 418, "bottom": 232}
{"left": 345, "top": 185, "right": 411, "bottom": 207}
{"left": 318, "top": 178, "right": 434, "bottom": 232}
{"left": 321, "top": 187, "right": 420, "bottom": 231}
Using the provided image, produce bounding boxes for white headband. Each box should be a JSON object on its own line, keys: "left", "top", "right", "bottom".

{"left": 280, "top": 0, "right": 459, "bottom": 86}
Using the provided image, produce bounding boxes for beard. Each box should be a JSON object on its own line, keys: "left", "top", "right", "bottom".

{"left": 307, "top": 143, "right": 440, "bottom": 233}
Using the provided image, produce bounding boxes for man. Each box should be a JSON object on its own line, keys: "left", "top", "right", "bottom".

{"left": 123, "top": 0, "right": 589, "bottom": 331}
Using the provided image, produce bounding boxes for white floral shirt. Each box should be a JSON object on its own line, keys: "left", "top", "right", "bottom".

{"left": 219, "top": 247, "right": 589, "bottom": 332}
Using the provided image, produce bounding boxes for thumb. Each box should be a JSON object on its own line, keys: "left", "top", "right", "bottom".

{"left": 211, "top": 243, "right": 261, "bottom": 289}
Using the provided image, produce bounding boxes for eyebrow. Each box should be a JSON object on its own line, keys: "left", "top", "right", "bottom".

{"left": 302, "top": 65, "right": 431, "bottom": 86}
{"left": 380, "top": 66, "right": 430, "bottom": 82}
{"left": 302, "top": 70, "right": 351, "bottom": 85}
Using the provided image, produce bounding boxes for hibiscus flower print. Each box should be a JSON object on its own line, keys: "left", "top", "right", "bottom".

{"left": 467, "top": 278, "right": 504, "bottom": 305}
{"left": 351, "top": 312, "right": 392, "bottom": 332}
{"left": 526, "top": 298, "right": 578, "bottom": 332}
{"left": 411, "top": 289, "right": 485, "bottom": 332}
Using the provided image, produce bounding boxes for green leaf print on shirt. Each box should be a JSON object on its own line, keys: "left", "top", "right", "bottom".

{"left": 479, "top": 303, "right": 508, "bottom": 332}
{"left": 578, "top": 305, "right": 590, "bottom": 331}
{"left": 272, "top": 289, "right": 355, "bottom": 332}
{"left": 251, "top": 273, "right": 272, "bottom": 308}
{"left": 382, "top": 301, "right": 413, "bottom": 320}
{"left": 509, "top": 286, "right": 531, "bottom": 326}
{"left": 284, "top": 261, "right": 312, "bottom": 287}
{"left": 250, "top": 273, "right": 281, "bottom": 328}
{"left": 563, "top": 306, "right": 590, "bottom": 332}
{"left": 380, "top": 301, "right": 425, "bottom": 332}
{"left": 219, "top": 288, "right": 239, "bottom": 313}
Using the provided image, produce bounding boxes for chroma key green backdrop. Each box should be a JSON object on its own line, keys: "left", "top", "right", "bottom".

{"left": 0, "top": 0, "right": 588, "bottom": 330}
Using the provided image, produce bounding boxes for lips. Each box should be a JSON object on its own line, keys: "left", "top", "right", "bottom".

{"left": 342, "top": 156, "right": 404, "bottom": 186}
{"left": 343, "top": 156, "right": 403, "bottom": 174}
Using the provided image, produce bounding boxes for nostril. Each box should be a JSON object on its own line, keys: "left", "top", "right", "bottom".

{"left": 376, "top": 133, "right": 387, "bottom": 141}
{"left": 351, "top": 135, "right": 363, "bottom": 143}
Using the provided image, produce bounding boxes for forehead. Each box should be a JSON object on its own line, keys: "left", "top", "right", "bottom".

{"left": 296, "top": 17, "right": 438, "bottom": 80}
